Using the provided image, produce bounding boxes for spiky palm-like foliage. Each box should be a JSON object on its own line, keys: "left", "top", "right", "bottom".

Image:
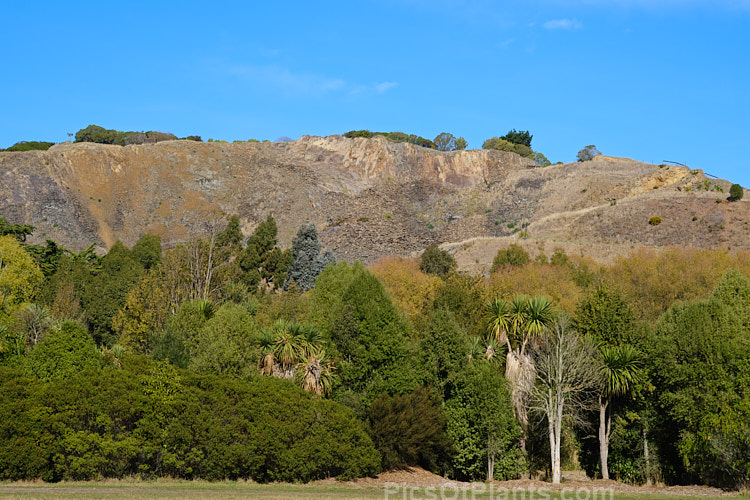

{"left": 600, "top": 345, "right": 642, "bottom": 397}
{"left": 468, "top": 335, "right": 502, "bottom": 364}
{"left": 296, "top": 347, "right": 335, "bottom": 396}
{"left": 523, "top": 295, "right": 554, "bottom": 353}
{"left": 257, "top": 329, "right": 276, "bottom": 376}
{"left": 196, "top": 299, "right": 215, "bottom": 320}
{"left": 487, "top": 298, "right": 512, "bottom": 347}
{"left": 258, "top": 320, "right": 332, "bottom": 395}
{"left": 486, "top": 294, "right": 554, "bottom": 450}
{"left": 271, "top": 320, "right": 306, "bottom": 379}
{"left": 598, "top": 344, "right": 643, "bottom": 479}
{"left": 468, "top": 335, "right": 483, "bottom": 363}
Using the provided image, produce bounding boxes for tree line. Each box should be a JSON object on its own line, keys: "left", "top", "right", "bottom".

{"left": 343, "top": 129, "right": 557, "bottom": 167}
{"left": 0, "top": 215, "right": 748, "bottom": 488}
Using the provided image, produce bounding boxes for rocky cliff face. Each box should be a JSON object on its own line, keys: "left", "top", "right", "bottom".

{"left": 1, "top": 135, "right": 747, "bottom": 267}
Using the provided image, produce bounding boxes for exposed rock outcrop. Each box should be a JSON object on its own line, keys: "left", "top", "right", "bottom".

{"left": 1, "top": 135, "right": 747, "bottom": 268}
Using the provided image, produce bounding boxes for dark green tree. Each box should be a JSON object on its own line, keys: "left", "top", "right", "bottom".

{"left": 343, "top": 130, "right": 375, "bottom": 138}
{"left": 75, "top": 125, "right": 118, "bottom": 144}
{"left": 25, "top": 320, "right": 99, "bottom": 381}
{"left": 5, "top": 141, "right": 55, "bottom": 152}
{"left": 0, "top": 217, "right": 35, "bottom": 243}
{"left": 501, "top": 129, "right": 532, "bottom": 147}
{"left": 215, "top": 214, "right": 243, "bottom": 251}
{"left": 318, "top": 263, "right": 418, "bottom": 401}
{"left": 367, "top": 386, "right": 453, "bottom": 471}
{"left": 131, "top": 234, "right": 162, "bottom": 270}
{"left": 574, "top": 284, "right": 636, "bottom": 347}
{"left": 419, "top": 244, "right": 456, "bottom": 278}
{"left": 650, "top": 270, "right": 750, "bottom": 486}
{"left": 80, "top": 241, "right": 144, "bottom": 346}
{"left": 421, "top": 309, "right": 468, "bottom": 400}
{"left": 284, "top": 223, "right": 335, "bottom": 291}
{"left": 446, "top": 362, "right": 523, "bottom": 480}
{"left": 24, "top": 239, "right": 65, "bottom": 276}
{"left": 239, "top": 215, "right": 291, "bottom": 291}
{"left": 729, "top": 183, "right": 744, "bottom": 201}
{"left": 491, "top": 244, "right": 530, "bottom": 271}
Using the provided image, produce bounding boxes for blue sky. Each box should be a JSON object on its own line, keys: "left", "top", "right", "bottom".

{"left": 2, "top": 0, "right": 749, "bottom": 187}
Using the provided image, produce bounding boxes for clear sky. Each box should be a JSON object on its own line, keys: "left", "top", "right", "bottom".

{"left": 2, "top": 1, "right": 748, "bottom": 187}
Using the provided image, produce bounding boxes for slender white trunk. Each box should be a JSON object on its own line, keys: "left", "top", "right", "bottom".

{"left": 549, "top": 411, "right": 558, "bottom": 483}
{"left": 487, "top": 451, "right": 495, "bottom": 482}
{"left": 548, "top": 394, "right": 563, "bottom": 484}
{"left": 643, "top": 424, "right": 651, "bottom": 485}
{"left": 599, "top": 396, "right": 610, "bottom": 480}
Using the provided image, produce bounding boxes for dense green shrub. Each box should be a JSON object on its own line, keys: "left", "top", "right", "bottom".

{"left": 482, "top": 137, "right": 534, "bottom": 158}
{"left": 0, "top": 359, "right": 380, "bottom": 481}
{"left": 729, "top": 183, "right": 744, "bottom": 201}
{"left": 491, "top": 244, "right": 530, "bottom": 271}
{"left": 0, "top": 216, "right": 35, "bottom": 243}
{"left": 500, "top": 129, "right": 532, "bottom": 147}
{"left": 343, "top": 130, "right": 375, "bottom": 139}
{"left": 648, "top": 216, "right": 662, "bottom": 226}
{"left": 446, "top": 362, "right": 523, "bottom": 481}
{"left": 239, "top": 214, "right": 292, "bottom": 291}
{"left": 187, "top": 302, "right": 257, "bottom": 377}
{"left": 420, "top": 309, "right": 469, "bottom": 400}
{"left": 24, "top": 320, "right": 100, "bottom": 381}
{"left": 343, "top": 130, "right": 437, "bottom": 148}
{"left": 131, "top": 234, "right": 162, "bottom": 270}
{"left": 367, "top": 386, "right": 452, "bottom": 471}
{"left": 650, "top": 270, "right": 750, "bottom": 487}
{"left": 4, "top": 141, "right": 55, "bottom": 152}
{"left": 419, "top": 244, "right": 456, "bottom": 278}
{"left": 74, "top": 125, "right": 177, "bottom": 146}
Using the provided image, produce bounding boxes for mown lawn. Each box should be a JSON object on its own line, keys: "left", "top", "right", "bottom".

{"left": 0, "top": 480, "right": 747, "bottom": 500}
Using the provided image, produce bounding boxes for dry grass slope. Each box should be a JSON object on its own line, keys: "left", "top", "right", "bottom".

{"left": 1, "top": 137, "right": 747, "bottom": 267}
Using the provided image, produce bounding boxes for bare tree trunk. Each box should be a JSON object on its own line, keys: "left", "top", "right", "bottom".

{"left": 487, "top": 451, "right": 495, "bottom": 482}
{"left": 203, "top": 229, "right": 216, "bottom": 301}
{"left": 530, "top": 320, "right": 599, "bottom": 486}
{"left": 551, "top": 399, "right": 563, "bottom": 484}
{"left": 643, "top": 424, "right": 651, "bottom": 485}
{"left": 599, "top": 396, "right": 610, "bottom": 479}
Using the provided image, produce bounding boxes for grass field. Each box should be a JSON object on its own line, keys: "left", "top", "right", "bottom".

{"left": 0, "top": 480, "right": 747, "bottom": 500}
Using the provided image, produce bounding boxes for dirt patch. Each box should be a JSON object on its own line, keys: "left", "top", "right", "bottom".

{"left": 315, "top": 467, "right": 737, "bottom": 497}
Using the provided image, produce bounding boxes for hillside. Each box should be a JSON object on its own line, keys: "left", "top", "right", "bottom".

{"left": 1, "top": 135, "right": 747, "bottom": 269}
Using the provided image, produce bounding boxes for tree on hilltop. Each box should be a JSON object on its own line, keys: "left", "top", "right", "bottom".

{"left": 577, "top": 145, "right": 601, "bottom": 162}
{"left": 501, "top": 129, "right": 532, "bottom": 148}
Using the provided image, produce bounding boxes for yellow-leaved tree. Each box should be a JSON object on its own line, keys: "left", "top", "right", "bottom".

{"left": 0, "top": 235, "right": 43, "bottom": 313}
